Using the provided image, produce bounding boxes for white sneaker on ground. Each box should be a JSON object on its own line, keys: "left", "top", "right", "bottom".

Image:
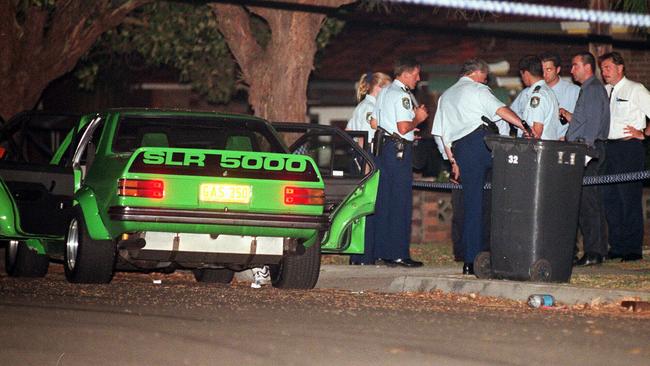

{"left": 251, "top": 266, "right": 271, "bottom": 288}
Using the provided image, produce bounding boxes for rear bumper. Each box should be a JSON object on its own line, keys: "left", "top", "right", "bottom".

{"left": 108, "top": 206, "right": 329, "bottom": 230}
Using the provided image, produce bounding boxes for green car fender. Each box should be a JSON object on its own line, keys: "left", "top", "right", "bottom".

{"left": 25, "top": 238, "right": 46, "bottom": 255}
{"left": 75, "top": 186, "right": 111, "bottom": 240}
{"left": 0, "top": 180, "right": 18, "bottom": 237}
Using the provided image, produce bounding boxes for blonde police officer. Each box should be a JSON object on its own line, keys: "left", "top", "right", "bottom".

{"left": 346, "top": 72, "right": 392, "bottom": 150}
{"left": 347, "top": 71, "right": 392, "bottom": 266}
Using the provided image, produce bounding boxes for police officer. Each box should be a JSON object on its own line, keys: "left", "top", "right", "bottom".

{"left": 347, "top": 71, "right": 392, "bottom": 265}
{"left": 518, "top": 55, "right": 562, "bottom": 140}
{"left": 559, "top": 51, "right": 610, "bottom": 266}
{"left": 372, "top": 57, "right": 428, "bottom": 267}
{"left": 432, "top": 58, "right": 528, "bottom": 275}
{"left": 346, "top": 72, "right": 393, "bottom": 148}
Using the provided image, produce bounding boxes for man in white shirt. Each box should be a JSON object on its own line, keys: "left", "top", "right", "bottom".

{"left": 599, "top": 51, "right": 650, "bottom": 262}
{"left": 540, "top": 52, "right": 580, "bottom": 137}
{"left": 432, "top": 58, "right": 527, "bottom": 275}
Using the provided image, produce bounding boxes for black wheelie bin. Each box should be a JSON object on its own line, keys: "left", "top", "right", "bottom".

{"left": 475, "top": 136, "right": 588, "bottom": 282}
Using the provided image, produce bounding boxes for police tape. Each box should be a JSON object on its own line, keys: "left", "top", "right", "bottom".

{"left": 412, "top": 170, "right": 650, "bottom": 190}
{"left": 390, "top": 0, "right": 650, "bottom": 27}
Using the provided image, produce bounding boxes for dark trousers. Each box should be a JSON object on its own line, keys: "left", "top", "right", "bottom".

{"left": 451, "top": 184, "right": 492, "bottom": 261}
{"left": 603, "top": 139, "right": 644, "bottom": 256}
{"left": 374, "top": 140, "right": 413, "bottom": 260}
{"left": 351, "top": 155, "right": 380, "bottom": 264}
{"left": 452, "top": 128, "right": 492, "bottom": 263}
{"left": 579, "top": 142, "right": 608, "bottom": 256}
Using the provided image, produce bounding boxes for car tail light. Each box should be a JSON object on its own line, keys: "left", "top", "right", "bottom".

{"left": 118, "top": 179, "right": 164, "bottom": 199}
{"left": 284, "top": 187, "right": 324, "bottom": 205}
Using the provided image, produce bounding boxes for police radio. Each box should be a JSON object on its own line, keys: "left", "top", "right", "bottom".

{"left": 520, "top": 120, "right": 533, "bottom": 136}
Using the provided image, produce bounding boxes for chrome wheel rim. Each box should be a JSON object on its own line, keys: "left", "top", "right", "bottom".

{"left": 7, "top": 240, "right": 18, "bottom": 268}
{"left": 66, "top": 219, "right": 79, "bottom": 271}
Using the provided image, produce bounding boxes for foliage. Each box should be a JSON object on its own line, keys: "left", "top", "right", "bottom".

{"left": 77, "top": 2, "right": 236, "bottom": 103}
{"left": 612, "top": 0, "right": 649, "bottom": 33}
{"left": 76, "top": 2, "right": 346, "bottom": 105}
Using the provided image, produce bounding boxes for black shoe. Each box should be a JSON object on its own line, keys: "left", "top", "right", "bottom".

{"left": 575, "top": 252, "right": 603, "bottom": 266}
{"left": 462, "top": 263, "right": 474, "bottom": 275}
{"left": 607, "top": 251, "right": 623, "bottom": 260}
{"left": 378, "top": 259, "right": 397, "bottom": 267}
{"left": 621, "top": 253, "right": 643, "bottom": 262}
{"left": 382, "top": 258, "right": 423, "bottom": 268}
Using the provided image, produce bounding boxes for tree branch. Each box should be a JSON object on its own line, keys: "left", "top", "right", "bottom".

{"left": 44, "top": 0, "right": 153, "bottom": 79}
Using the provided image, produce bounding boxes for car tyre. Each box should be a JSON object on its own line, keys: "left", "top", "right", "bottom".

{"left": 192, "top": 268, "right": 234, "bottom": 284}
{"left": 64, "top": 212, "right": 115, "bottom": 284}
{"left": 271, "top": 238, "right": 321, "bottom": 289}
{"left": 5, "top": 240, "right": 49, "bottom": 277}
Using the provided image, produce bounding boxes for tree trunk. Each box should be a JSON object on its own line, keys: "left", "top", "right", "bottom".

{"left": 210, "top": 1, "right": 354, "bottom": 122}
{"left": 0, "top": 0, "right": 152, "bottom": 121}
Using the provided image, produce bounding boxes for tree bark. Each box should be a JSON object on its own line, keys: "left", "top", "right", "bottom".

{"left": 210, "top": 1, "right": 354, "bottom": 122}
{"left": 0, "top": 0, "right": 152, "bottom": 121}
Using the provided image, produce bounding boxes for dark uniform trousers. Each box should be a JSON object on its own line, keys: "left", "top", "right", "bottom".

{"left": 374, "top": 139, "right": 413, "bottom": 260}
{"left": 452, "top": 127, "right": 492, "bottom": 263}
{"left": 451, "top": 177, "right": 492, "bottom": 261}
{"left": 603, "top": 139, "right": 644, "bottom": 256}
{"left": 350, "top": 154, "right": 380, "bottom": 264}
{"left": 579, "top": 141, "right": 608, "bottom": 256}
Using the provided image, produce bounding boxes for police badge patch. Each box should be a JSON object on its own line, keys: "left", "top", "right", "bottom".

{"left": 402, "top": 97, "right": 411, "bottom": 110}
{"left": 366, "top": 112, "right": 372, "bottom": 122}
{"left": 530, "top": 96, "right": 540, "bottom": 108}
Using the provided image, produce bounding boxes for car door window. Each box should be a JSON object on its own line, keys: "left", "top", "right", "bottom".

{"left": 72, "top": 115, "right": 104, "bottom": 179}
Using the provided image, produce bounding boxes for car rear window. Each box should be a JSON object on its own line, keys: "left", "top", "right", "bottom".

{"left": 112, "top": 116, "right": 285, "bottom": 154}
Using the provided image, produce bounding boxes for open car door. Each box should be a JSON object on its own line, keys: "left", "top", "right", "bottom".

{"left": 0, "top": 162, "right": 74, "bottom": 238}
{"left": 0, "top": 113, "right": 99, "bottom": 240}
{"left": 273, "top": 123, "right": 379, "bottom": 254}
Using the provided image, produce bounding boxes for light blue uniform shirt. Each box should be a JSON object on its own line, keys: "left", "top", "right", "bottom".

{"left": 431, "top": 76, "right": 505, "bottom": 150}
{"left": 550, "top": 78, "right": 580, "bottom": 136}
{"left": 522, "top": 80, "right": 562, "bottom": 140}
{"left": 373, "top": 79, "right": 415, "bottom": 141}
{"left": 511, "top": 86, "right": 530, "bottom": 118}
{"left": 346, "top": 94, "right": 376, "bottom": 142}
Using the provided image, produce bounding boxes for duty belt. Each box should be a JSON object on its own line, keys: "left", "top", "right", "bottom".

{"left": 452, "top": 123, "right": 494, "bottom": 149}
{"left": 373, "top": 127, "right": 412, "bottom": 159}
{"left": 383, "top": 133, "right": 413, "bottom": 145}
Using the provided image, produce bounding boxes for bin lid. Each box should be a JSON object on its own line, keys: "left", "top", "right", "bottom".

{"left": 484, "top": 135, "right": 588, "bottom": 151}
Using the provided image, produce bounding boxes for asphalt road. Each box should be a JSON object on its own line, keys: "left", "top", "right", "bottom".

{"left": 1, "top": 262, "right": 649, "bottom": 365}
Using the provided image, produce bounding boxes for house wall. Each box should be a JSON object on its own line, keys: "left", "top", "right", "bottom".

{"left": 410, "top": 186, "right": 650, "bottom": 248}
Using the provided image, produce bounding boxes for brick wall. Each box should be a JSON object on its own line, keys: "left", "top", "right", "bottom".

{"left": 411, "top": 187, "right": 650, "bottom": 246}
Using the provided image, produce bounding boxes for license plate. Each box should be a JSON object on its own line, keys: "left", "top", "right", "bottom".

{"left": 199, "top": 183, "right": 251, "bottom": 204}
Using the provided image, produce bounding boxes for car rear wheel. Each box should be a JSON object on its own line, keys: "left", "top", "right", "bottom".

{"left": 64, "top": 213, "right": 115, "bottom": 284}
{"left": 5, "top": 240, "right": 49, "bottom": 277}
{"left": 192, "top": 268, "right": 234, "bottom": 284}
{"left": 271, "top": 237, "right": 321, "bottom": 289}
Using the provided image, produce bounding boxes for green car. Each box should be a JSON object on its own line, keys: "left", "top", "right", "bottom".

{"left": 0, "top": 109, "right": 378, "bottom": 288}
